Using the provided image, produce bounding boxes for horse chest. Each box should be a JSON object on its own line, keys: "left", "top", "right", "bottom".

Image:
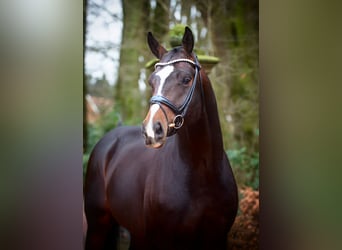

{"left": 145, "top": 171, "right": 229, "bottom": 234}
{"left": 145, "top": 170, "right": 188, "bottom": 213}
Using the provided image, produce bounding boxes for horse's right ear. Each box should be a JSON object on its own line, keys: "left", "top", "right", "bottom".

{"left": 182, "top": 27, "right": 194, "bottom": 55}
{"left": 147, "top": 32, "right": 167, "bottom": 59}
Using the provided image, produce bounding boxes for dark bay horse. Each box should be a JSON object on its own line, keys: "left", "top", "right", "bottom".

{"left": 84, "top": 27, "right": 238, "bottom": 250}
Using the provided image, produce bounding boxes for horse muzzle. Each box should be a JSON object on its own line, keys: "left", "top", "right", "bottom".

{"left": 141, "top": 121, "right": 167, "bottom": 148}
{"left": 142, "top": 104, "right": 169, "bottom": 148}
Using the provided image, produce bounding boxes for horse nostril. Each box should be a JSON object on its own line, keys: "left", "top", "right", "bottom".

{"left": 142, "top": 126, "right": 151, "bottom": 145}
{"left": 154, "top": 122, "right": 164, "bottom": 139}
{"left": 141, "top": 125, "right": 147, "bottom": 138}
{"left": 145, "top": 136, "right": 152, "bottom": 145}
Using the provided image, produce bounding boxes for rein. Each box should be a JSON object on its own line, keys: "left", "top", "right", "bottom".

{"left": 149, "top": 54, "right": 202, "bottom": 136}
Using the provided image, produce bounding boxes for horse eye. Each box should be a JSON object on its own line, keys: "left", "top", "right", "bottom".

{"left": 182, "top": 77, "right": 191, "bottom": 85}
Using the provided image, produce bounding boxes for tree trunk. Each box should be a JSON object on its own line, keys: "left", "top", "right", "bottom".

{"left": 115, "top": 0, "right": 150, "bottom": 123}
{"left": 151, "top": 0, "right": 170, "bottom": 44}
{"left": 203, "top": 0, "right": 235, "bottom": 149}
{"left": 207, "top": 0, "right": 259, "bottom": 150}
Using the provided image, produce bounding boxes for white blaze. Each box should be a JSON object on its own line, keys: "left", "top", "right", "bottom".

{"left": 145, "top": 65, "right": 174, "bottom": 139}
{"left": 156, "top": 65, "right": 174, "bottom": 95}
{"left": 146, "top": 104, "right": 160, "bottom": 138}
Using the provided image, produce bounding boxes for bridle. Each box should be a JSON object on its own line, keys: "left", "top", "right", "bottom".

{"left": 149, "top": 54, "right": 202, "bottom": 137}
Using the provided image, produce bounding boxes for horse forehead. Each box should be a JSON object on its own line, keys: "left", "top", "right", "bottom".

{"left": 156, "top": 65, "right": 174, "bottom": 81}
{"left": 155, "top": 65, "right": 174, "bottom": 95}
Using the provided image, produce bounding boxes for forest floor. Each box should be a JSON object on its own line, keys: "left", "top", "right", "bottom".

{"left": 228, "top": 187, "right": 259, "bottom": 250}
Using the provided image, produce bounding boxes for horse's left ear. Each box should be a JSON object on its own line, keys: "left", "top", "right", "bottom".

{"left": 182, "top": 27, "right": 194, "bottom": 54}
{"left": 147, "top": 32, "right": 167, "bottom": 59}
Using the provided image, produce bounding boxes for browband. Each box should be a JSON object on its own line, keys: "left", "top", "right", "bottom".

{"left": 155, "top": 58, "right": 200, "bottom": 69}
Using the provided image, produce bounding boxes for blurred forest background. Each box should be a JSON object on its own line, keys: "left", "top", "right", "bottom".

{"left": 83, "top": 0, "right": 258, "bottom": 190}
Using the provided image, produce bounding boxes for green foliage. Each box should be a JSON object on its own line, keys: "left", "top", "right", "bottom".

{"left": 83, "top": 123, "right": 101, "bottom": 179}
{"left": 83, "top": 153, "right": 90, "bottom": 179}
{"left": 83, "top": 107, "right": 122, "bottom": 178}
{"left": 169, "top": 24, "right": 186, "bottom": 47}
{"left": 227, "top": 147, "right": 259, "bottom": 190}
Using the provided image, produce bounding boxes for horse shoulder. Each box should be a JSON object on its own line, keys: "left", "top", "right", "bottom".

{"left": 85, "top": 125, "right": 144, "bottom": 199}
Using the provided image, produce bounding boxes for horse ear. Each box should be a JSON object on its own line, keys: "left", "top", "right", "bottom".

{"left": 182, "top": 26, "right": 194, "bottom": 54}
{"left": 147, "top": 32, "right": 167, "bottom": 59}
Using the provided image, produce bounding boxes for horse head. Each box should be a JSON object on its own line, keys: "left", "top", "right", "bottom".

{"left": 142, "top": 27, "right": 203, "bottom": 148}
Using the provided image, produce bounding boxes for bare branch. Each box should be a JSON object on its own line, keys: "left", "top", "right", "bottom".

{"left": 86, "top": 40, "right": 120, "bottom": 62}
{"left": 88, "top": 0, "right": 121, "bottom": 21}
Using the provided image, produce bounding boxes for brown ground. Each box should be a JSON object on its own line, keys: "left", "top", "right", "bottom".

{"left": 228, "top": 187, "right": 259, "bottom": 250}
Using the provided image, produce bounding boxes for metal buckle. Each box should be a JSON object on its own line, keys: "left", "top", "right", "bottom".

{"left": 168, "top": 115, "right": 184, "bottom": 129}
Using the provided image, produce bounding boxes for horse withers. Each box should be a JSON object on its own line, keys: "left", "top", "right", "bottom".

{"left": 84, "top": 27, "right": 238, "bottom": 250}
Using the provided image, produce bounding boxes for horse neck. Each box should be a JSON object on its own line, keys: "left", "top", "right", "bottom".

{"left": 176, "top": 71, "right": 225, "bottom": 167}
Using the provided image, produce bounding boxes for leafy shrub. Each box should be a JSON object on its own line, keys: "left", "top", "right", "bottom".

{"left": 226, "top": 147, "right": 259, "bottom": 189}
{"left": 83, "top": 108, "right": 122, "bottom": 178}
